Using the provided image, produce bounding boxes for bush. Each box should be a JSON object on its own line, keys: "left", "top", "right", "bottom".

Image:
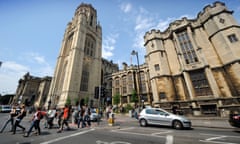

{"left": 124, "top": 104, "right": 133, "bottom": 113}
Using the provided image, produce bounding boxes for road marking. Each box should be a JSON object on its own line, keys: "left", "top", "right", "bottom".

{"left": 112, "top": 127, "right": 173, "bottom": 144}
{"left": 199, "top": 133, "right": 239, "bottom": 144}
{"left": 166, "top": 135, "right": 174, "bottom": 144}
{"left": 151, "top": 130, "right": 173, "bottom": 135}
{"left": 112, "top": 128, "right": 165, "bottom": 138}
{"left": 96, "top": 140, "right": 131, "bottom": 144}
{"left": 199, "top": 140, "right": 237, "bottom": 144}
{"left": 200, "top": 133, "right": 240, "bottom": 138}
{"left": 206, "top": 136, "right": 227, "bottom": 141}
{"left": 40, "top": 128, "right": 95, "bottom": 144}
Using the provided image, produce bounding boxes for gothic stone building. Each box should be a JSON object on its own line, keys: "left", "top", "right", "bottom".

{"left": 144, "top": 1, "right": 240, "bottom": 116}
{"left": 12, "top": 72, "right": 51, "bottom": 108}
{"left": 112, "top": 63, "right": 152, "bottom": 107}
{"left": 112, "top": 1, "right": 240, "bottom": 116}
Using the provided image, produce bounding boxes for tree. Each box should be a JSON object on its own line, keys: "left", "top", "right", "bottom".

{"left": 131, "top": 90, "right": 138, "bottom": 103}
{"left": 65, "top": 97, "right": 71, "bottom": 106}
{"left": 113, "top": 93, "right": 120, "bottom": 105}
{"left": 85, "top": 96, "right": 89, "bottom": 105}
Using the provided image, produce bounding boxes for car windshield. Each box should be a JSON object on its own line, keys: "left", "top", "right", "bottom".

{"left": 91, "top": 110, "right": 97, "bottom": 113}
{"left": 145, "top": 109, "right": 167, "bottom": 115}
{"left": 3, "top": 106, "right": 11, "bottom": 109}
{"left": 155, "top": 109, "right": 167, "bottom": 115}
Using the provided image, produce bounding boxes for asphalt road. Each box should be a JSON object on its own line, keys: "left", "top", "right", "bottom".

{"left": 0, "top": 113, "right": 239, "bottom": 144}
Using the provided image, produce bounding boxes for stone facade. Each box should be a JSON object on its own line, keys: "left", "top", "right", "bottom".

{"left": 12, "top": 3, "right": 119, "bottom": 109}
{"left": 112, "top": 63, "right": 152, "bottom": 107}
{"left": 101, "top": 58, "right": 119, "bottom": 106}
{"left": 45, "top": 3, "right": 102, "bottom": 108}
{"left": 143, "top": 1, "right": 240, "bottom": 116}
{"left": 12, "top": 72, "right": 51, "bottom": 108}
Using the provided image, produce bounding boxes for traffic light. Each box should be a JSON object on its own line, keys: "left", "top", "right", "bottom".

{"left": 100, "top": 87, "right": 105, "bottom": 97}
{"left": 94, "top": 86, "right": 99, "bottom": 99}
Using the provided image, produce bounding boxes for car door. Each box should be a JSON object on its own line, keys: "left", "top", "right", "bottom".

{"left": 155, "top": 109, "right": 172, "bottom": 126}
{"left": 145, "top": 109, "right": 159, "bottom": 124}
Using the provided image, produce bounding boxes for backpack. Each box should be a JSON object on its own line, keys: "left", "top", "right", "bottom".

{"left": 37, "top": 111, "right": 44, "bottom": 120}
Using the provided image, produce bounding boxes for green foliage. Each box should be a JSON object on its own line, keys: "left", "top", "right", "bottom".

{"left": 85, "top": 96, "right": 89, "bottom": 105}
{"left": 65, "top": 97, "right": 71, "bottom": 106}
{"left": 113, "top": 93, "right": 120, "bottom": 105}
{"left": 74, "top": 97, "right": 79, "bottom": 106}
{"left": 125, "top": 104, "right": 133, "bottom": 112}
{"left": 130, "top": 90, "right": 138, "bottom": 103}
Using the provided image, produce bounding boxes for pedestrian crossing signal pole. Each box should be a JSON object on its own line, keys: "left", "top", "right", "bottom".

{"left": 97, "top": 85, "right": 101, "bottom": 125}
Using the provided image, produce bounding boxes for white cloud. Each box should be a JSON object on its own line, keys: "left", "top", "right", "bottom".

{"left": 102, "top": 33, "right": 119, "bottom": 59}
{"left": 0, "top": 61, "right": 29, "bottom": 94}
{"left": 156, "top": 18, "right": 174, "bottom": 31}
{"left": 23, "top": 52, "right": 54, "bottom": 76}
{"left": 120, "top": 3, "right": 132, "bottom": 13}
{"left": 26, "top": 52, "right": 47, "bottom": 65}
{"left": 1, "top": 61, "right": 29, "bottom": 73}
{"left": 135, "top": 15, "right": 154, "bottom": 31}
{"left": 132, "top": 7, "right": 196, "bottom": 51}
{"left": 0, "top": 52, "right": 55, "bottom": 94}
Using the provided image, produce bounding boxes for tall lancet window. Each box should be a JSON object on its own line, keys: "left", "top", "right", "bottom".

{"left": 177, "top": 31, "right": 198, "bottom": 64}
{"left": 90, "top": 15, "right": 93, "bottom": 26}
{"left": 84, "top": 34, "right": 96, "bottom": 57}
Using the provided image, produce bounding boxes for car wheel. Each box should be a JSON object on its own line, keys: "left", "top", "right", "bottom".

{"left": 173, "top": 120, "right": 183, "bottom": 130}
{"left": 140, "top": 119, "right": 147, "bottom": 127}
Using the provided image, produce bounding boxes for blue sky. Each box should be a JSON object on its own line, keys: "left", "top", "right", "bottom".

{"left": 0, "top": 0, "right": 240, "bottom": 95}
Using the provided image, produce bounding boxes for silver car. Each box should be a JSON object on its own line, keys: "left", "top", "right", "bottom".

{"left": 138, "top": 107, "right": 191, "bottom": 129}
{"left": 90, "top": 110, "right": 101, "bottom": 121}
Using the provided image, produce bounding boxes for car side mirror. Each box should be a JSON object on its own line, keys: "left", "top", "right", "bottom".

{"left": 165, "top": 113, "right": 169, "bottom": 116}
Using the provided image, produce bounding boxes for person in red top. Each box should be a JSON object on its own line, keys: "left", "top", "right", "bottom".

{"left": 24, "top": 107, "right": 43, "bottom": 137}
{"left": 57, "top": 105, "right": 70, "bottom": 133}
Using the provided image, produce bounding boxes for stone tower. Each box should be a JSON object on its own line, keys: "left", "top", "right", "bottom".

{"left": 46, "top": 3, "right": 102, "bottom": 107}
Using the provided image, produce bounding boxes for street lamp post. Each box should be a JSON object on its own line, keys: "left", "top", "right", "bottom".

{"left": 131, "top": 50, "right": 144, "bottom": 109}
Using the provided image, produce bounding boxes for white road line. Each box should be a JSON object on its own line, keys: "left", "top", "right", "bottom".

{"left": 199, "top": 140, "right": 237, "bottom": 144}
{"left": 206, "top": 136, "right": 226, "bottom": 141}
{"left": 40, "top": 128, "right": 95, "bottom": 144}
{"left": 200, "top": 133, "right": 240, "bottom": 138}
{"left": 112, "top": 127, "right": 173, "bottom": 144}
{"left": 199, "top": 133, "right": 239, "bottom": 144}
{"left": 165, "top": 135, "right": 174, "bottom": 144}
{"left": 151, "top": 130, "right": 173, "bottom": 135}
{"left": 112, "top": 129, "right": 166, "bottom": 138}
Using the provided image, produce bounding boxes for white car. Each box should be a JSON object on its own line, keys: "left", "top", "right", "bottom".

{"left": 138, "top": 107, "right": 191, "bottom": 129}
{"left": 0, "top": 105, "right": 12, "bottom": 113}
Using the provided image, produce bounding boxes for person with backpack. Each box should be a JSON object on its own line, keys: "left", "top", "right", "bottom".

{"left": 23, "top": 107, "right": 43, "bottom": 137}
{"left": 12, "top": 104, "right": 27, "bottom": 134}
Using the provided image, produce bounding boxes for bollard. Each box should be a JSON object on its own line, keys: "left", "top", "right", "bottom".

{"left": 108, "top": 113, "right": 114, "bottom": 126}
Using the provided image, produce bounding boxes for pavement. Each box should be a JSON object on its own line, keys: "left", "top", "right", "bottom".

{"left": 94, "top": 113, "right": 234, "bottom": 129}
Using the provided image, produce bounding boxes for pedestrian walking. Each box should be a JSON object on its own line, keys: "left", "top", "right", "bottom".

{"left": 23, "top": 107, "right": 43, "bottom": 137}
{"left": 0, "top": 105, "right": 18, "bottom": 133}
{"left": 83, "top": 105, "right": 91, "bottom": 128}
{"left": 46, "top": 107, "right": 57, "bottom": 129}
{"left": 12, "top": 104, "right": 27, "bottom": 134}
{"left": 77, "top": 108, "right": 84, "bottom": 128}
{"left": 57, "top": 108, "right": 63, "bottom": 128}
{"left": 57, "top": 105, "right": 70, "bottom": 133}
